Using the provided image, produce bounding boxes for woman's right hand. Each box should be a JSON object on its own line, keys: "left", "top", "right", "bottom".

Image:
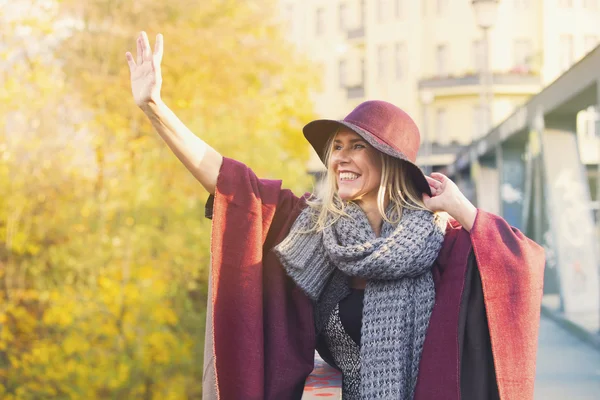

{"left": 126, "top": 31, "right": 163, "bottom": 108}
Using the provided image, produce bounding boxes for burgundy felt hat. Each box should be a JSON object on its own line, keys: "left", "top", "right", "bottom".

{"left": 303, "top": 100, "right": 431, "bottom": 196}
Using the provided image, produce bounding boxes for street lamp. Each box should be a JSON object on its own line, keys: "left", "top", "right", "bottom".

{"left": 420, "top": 89, "right": 434, "bottom": 175}
{"left": 472, "top": 0, "right": 499, "bottom": 136}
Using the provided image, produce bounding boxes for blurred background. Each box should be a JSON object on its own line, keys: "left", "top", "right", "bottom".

{"left": 1, "top": 0, "right": 599, "bottom": 399}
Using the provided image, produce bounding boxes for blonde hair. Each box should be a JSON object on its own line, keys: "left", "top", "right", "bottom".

{"left": 306, "top": 131, "right": 443, "bottom": 232}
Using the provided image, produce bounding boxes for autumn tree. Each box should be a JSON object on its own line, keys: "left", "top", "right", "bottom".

{"left": 0, "top": 0, "right": 318, "bottom": 398}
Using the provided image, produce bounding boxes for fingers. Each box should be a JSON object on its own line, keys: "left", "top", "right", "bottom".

{"left": 426, "top": 176, "right": 442, "bottom": 189}
{"left": 154, "top": 33, "right": 164, "bottom": 63}
{"left": 132, "top": 31, "right": 161, "bottom": 69}
{"left": 430, "top": 172, "right": 448, "bottom": 181}
{"left": 136, "top": 33, "right": 143, "bottom": 65}
{"left": 422, "top": 193, "right": 436, "bottom": 212}
{"left": 425, "top": 176, "right": 439, "bottom": 185}
{"left": 141, "top": 31, "right": 152, "bottom": 61}
{"left": 125, "top": 52, "right": 136, "bottom": 72}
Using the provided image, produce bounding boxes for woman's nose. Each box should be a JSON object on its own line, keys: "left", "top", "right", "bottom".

{"left": 332, "top": 149, "right": 350, "bottom": 165}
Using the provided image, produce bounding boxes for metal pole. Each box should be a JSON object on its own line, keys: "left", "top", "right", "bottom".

{"left": 596, "top": 108, "right": 600, "bottom": 224}
{"left": 496, "top": 143, "right": 503, "bottom": 217}
{"left": 482, "top": 27, "right": 492, "bottom": 134}
{"left": 422, "top": 102, "right": 431, "bottom": 175}
{"left": 478, "top": 32, "right": 486, "bottom": 138}
{"left": 420, "top": 90, "right": 434, "bottom": 175}
{"left": 595, "top": 112, "right": 600, "bottom": 334}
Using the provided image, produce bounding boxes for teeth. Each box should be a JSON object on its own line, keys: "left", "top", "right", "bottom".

{"left": 340, "top": 172, "right": 359, "bottom": 181}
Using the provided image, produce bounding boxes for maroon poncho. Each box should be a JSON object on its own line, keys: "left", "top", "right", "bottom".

{"left": 204, "top": 158, "right": 545, "bottom": 400}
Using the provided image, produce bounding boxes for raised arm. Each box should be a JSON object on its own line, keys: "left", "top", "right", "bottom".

{"left": 126, "top": 31, "right": 223, "bottom": 194}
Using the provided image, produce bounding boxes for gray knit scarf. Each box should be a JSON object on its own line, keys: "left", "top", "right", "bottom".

{"left": 274, "top": 203, "right": 445, "bottom": 399}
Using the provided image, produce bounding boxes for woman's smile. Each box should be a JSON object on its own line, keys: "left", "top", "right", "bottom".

{"left": 338, "top": 170, "right": 361, "bottom": 183}
{"left": 330, "top": 129, "right": 382, "bottom": 203}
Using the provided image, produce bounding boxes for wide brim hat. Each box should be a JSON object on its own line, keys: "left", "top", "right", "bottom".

{"left": 303, "top": 100, "right": 432, "bottom": 197}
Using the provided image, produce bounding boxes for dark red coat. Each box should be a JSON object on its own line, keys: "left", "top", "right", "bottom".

{"left": 204, "top": 158, "right": 545, "bottom": 400}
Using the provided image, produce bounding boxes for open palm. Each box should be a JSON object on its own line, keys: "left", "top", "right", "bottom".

{"left": 126, "top": 32, "right": 163, "bottom": 107}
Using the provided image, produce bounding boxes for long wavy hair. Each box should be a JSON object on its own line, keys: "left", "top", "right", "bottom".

{"left": 305, "top": 130, "right": 444, "bottom": 232}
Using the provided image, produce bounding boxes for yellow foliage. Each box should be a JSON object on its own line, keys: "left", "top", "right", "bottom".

{"left": 0, "top": 0, "right": 318, "bottom": 398}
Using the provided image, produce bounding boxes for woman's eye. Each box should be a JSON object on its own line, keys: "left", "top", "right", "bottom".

{"left": 333, "top": 145, "right": 342, "bottom": 151}
{"left": 354, "top": 144, "right": 365, "bottom": 149}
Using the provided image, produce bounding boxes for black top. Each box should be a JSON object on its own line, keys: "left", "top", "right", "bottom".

{"left": 458, "top": 252, "right": 500, "bottom": 400}
{"left": 339, "top": 288, "right": 364, "bottom": 346}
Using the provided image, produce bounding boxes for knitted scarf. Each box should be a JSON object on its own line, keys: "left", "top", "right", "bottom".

{"left": 274, "top": 203, "right": 445, "bottom": 399}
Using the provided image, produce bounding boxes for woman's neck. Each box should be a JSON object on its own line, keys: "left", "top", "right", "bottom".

{"left": 355, "top": 196, "right": 389, "bottom": 237}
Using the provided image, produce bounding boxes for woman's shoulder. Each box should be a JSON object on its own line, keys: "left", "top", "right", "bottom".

{"left": 433, "top": 211, "right": 463, "bottom": 234}
{"left": 205, "top": 157, "right": 310, "bottom": 220}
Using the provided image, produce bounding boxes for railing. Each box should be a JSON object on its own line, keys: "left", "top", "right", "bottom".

{"left": 418, "top": 71, "right": 541, "bottom": 89}
{"left": 347, "top": 26, "right": 365, "bottom": 40}
{"left": 347, "top": 85, "right": 365, "bottom": 99}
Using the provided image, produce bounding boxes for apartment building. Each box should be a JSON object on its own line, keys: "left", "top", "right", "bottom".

{"left": 279, "top": 0, "right": 600, "bottom": 172}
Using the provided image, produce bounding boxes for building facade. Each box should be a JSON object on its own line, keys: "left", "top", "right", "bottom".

{"left": 279, "top": 0, "right": 600, "bottom": 172}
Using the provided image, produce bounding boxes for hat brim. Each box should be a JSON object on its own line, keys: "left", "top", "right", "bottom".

{"left": 303, "top": 119, "right": 432, "bottom": 197}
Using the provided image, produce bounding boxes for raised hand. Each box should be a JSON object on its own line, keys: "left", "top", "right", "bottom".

{"left": 422, "top": 172, "right": 477, "bottom": 231}
{"left": 126, "top": 31, "right": 163, "bottom": 108}
{"left": 423, "top": 172, "right": 458, "bottom": 213}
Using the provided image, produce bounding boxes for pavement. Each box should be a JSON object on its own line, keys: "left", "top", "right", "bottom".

{"left": 541, "top": 294, "right": 600, "bottom": 351}
{"left": 302, "top": 314, "right": 600, "bottom": 399}
{"left": 302, "top": 355, "right": 341, "bottom": 399}
{"left": 534, "top": 316, "right": 600, "bottom": 399}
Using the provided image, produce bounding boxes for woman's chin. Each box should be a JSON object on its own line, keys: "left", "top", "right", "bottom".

{"left": 337, "top": 190, "right": 358, "bottom": 202}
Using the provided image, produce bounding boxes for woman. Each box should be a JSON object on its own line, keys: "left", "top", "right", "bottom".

{"left": 127, "top": 32, "right": 545, "bottom": 400}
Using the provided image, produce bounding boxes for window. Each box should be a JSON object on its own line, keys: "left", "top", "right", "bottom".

{"left": 315, "top": 8, "right": 325, "bottom": 35}
{"left": 559, "top": 34, "right": 574, "bottom": 72}
{"left": 513, "top": 39, "right": 532, "bottom": 71}
{"left": 436, "top": 44, "right": 448, "bottom": 77}
{"left": 283, "top": 4, "right": 295, "bottom": 31}
{"left": 585, "top": 35, "right": 599, "bottom": 53}
{"left": 395, "top": 43, "right": 406, "bottom": 80}
{"left": 584, "top": 0, "right": 598, "bottom": 9}
{"left": 377, "top": 0, "right": 388, "bottom": 23}
{"left": 514, "top": 0, "right": 529, "bottom": 8}
{"left": 359, "top": 0, "right": 366, "bottom": 26}
{"left": 284, "top": 4, "right": 294, "bottom": 21}
{"left": 339, "top": 3, "right": 348, "bottom": 30}
{"left": 436, "top": 108, "right": 447, "bottom": 143}
{"left": 436, "top": 0, "right": 448, "bottom": 15}
{"left": 395, "top": 0, "right": 404, "bottom": 18}
{"left": 339, "top": 59, "right": 347, "bottom": 88}
{"left": 473, "top": 40, "right": 483, "bottom": 72}
{"left": 360, "top": 58, "right": 366, "bottom": 84}
{"left": 377, "top": 45, "right": 389, "bottom": 81}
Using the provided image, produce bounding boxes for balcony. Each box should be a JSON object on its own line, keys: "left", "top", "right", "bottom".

{"left": 418, "top": 70, "right": 541, "bottom": 97}
{"left": 347, "top": 26, "right": 365, "bottom": 40}
{"left": 417, "top": 142, "right": 466, "bottom": 168}
{"left": 346, "top": 85, "right": 365, "bottom": 99}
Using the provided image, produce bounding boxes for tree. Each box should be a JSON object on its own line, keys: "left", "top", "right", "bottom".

{"left": 0, "top": 0, "right": 318, "bottom": 398}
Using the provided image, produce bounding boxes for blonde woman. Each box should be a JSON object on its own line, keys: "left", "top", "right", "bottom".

{"left": 127, "top": 32, "right": 545, "bottom": 400}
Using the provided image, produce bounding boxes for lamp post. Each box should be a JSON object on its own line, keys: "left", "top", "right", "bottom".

{"left": 420, "top": 89, "right": 434, "bottom": 175}
{"left": 472, "top": 0, "right": 499, "bottom": 136}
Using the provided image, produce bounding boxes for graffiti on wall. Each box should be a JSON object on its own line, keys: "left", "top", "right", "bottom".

{"left": 542, "top": 129, "right": 599, "bottom": 315}
{"left": 552, "top": 168, "right": 595, "bottom": 293}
